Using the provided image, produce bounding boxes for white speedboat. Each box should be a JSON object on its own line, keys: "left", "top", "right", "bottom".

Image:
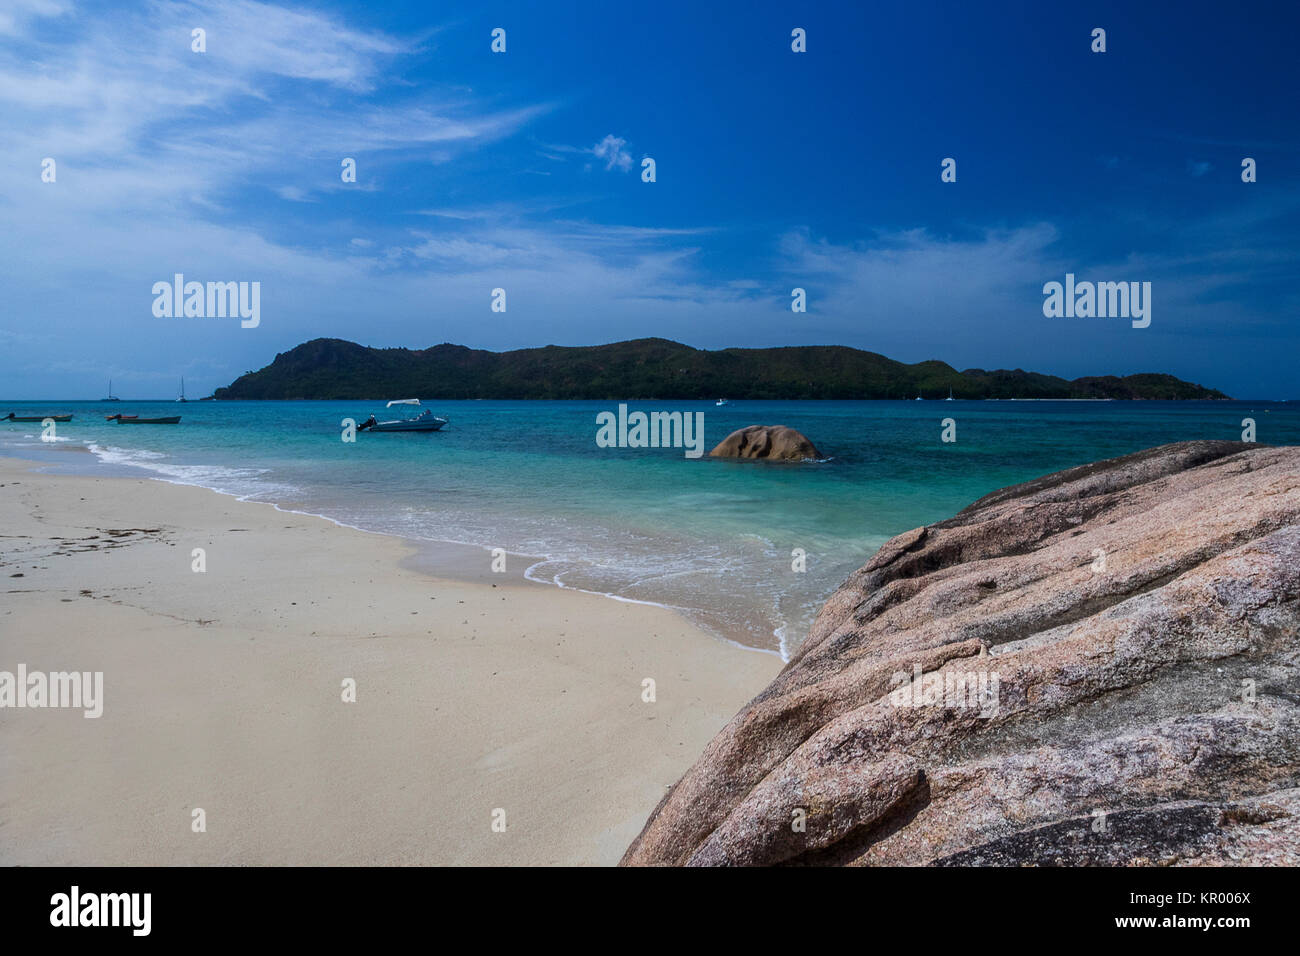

{"left": 358, "top": 399, "right": 448, "bottom": 433}
{"left": 715, "top": 398, "right": 729, "bottom": 406}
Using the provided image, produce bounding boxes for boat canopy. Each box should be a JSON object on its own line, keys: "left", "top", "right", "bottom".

{"left": 387, "top": 399, "right": 421, "bottom": 407}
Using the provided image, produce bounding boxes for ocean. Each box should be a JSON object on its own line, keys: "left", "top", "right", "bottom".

{"left": 3, "top": 399, "right": 1296, "bottom": 658}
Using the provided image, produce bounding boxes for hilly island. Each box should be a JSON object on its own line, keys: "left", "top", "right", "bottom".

{"left": 211, "top": 337, "right": 1230, "bottom": 401}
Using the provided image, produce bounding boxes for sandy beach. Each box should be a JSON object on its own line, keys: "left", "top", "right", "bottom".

{"left": 0, "top": 455, "right": 778, "bottom": 866}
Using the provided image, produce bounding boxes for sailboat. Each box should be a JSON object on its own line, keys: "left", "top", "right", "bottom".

{"left": 177, "top": 377, "right": 188, "bottom": 403}
{"left": 101, "top": 379, "right": 120, "bottom": 402}
{"left": 945, "top": 388, "right": 954, "bottom": 401}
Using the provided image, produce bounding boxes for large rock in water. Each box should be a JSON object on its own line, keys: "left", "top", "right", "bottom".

{"left": 709, "top": 425, "right": 823, "bottom": 461}
{"left": 623, "top": 441, "right": 1300, "bottom": 866}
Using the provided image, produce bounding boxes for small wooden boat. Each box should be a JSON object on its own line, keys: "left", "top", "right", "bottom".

{"left": 5, "top": 412, "right": 72, "bottom": 422}
{"left": 107, "top": 414, "right": 180, "bottom": 424}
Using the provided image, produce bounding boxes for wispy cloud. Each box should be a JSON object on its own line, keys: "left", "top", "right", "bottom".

{"left": 0, "top": 0, "right": 547, "bottom": 213}
{"left": 276, "top": 185, "right": 316, "bottom": 203}
{"left": 0, "top": 0, "right": 70, "bottom": 37}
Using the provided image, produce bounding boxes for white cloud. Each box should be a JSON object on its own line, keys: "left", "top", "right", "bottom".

{"left": 0, "top": 0, "right": 547, "bottom": 215}
{"left": 0, "top": 0, "right": 70, "bottom": 36}
{"left": 176, "top": 0, "right": 407, "bottom": 92}
{"left": 779, "top": 224, "right": 1062, "bottom": 314}
{"left": 591, "top": 134, "right": 633, "bottom": 172}
{"left": 276, "top": 185, "right": 315, "bottom": 202}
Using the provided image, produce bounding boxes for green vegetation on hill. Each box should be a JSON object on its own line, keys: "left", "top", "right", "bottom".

{"left": 210, "top": 337, "right": 1230, "bottom": 400}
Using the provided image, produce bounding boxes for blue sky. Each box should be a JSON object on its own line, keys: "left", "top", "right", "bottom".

{"left": 1, "top": 0, "right": 1297, "bottom": 398}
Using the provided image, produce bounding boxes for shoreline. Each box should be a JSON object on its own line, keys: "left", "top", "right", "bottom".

{"left": 0, "top": 455, "right": 779, "bottom": 865}
{"left": 9, "top": 399, "right": 1291, "bottom": 666}
{"left": 0, "top": 441, "right": 796, "bottom": 657}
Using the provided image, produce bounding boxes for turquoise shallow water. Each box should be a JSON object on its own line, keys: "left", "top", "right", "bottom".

{"left": 3, "top": 399, "right": 1296, "bottom": 656}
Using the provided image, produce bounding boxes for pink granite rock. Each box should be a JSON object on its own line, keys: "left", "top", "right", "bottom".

{"left": 623, "top": 441, "right": 1300, "bottom": 866}
{"left": 708, "top": 425, "right": 823, "bottom": 461}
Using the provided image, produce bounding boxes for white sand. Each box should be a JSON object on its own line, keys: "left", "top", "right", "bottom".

{"left": 0, "top": 457, "right": 778, "bottom": 865}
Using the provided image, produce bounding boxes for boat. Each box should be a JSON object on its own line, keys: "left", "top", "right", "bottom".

{"left": 357, "top": 400, "right": 447, "bottom": 433}
{"left": 945, "top": 388, "right": 954, "bottom": 401}
{"left": 177, "top": 377, "right": 188, "bottom": 403}
{"left": 915, "top": 393, "right": 924, "bottom": 401}
{"left": 715, "top": 398, "right": 729, "bottom": 406}
{"left": 107, "top": 414, "right": 180, "bottom": 424}
{"left": 5, "top": 412, "right": 73, "bottom": 422}
{"left": 101, "top": 379, "right": 120, "bottom": 402}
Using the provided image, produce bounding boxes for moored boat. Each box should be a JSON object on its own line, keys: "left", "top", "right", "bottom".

{"left": 107, "top": 414, "right": 180, "bottom": 424}
{"left": 4, "top": 412, "right": 73, "bottom": 422}
{"left": 357, "top": 400, "right": 447, "bottom": 433}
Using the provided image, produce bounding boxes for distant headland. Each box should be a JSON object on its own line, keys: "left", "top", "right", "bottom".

{"left": 210, "top": 337, "right": 1230, "bottom": 401}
